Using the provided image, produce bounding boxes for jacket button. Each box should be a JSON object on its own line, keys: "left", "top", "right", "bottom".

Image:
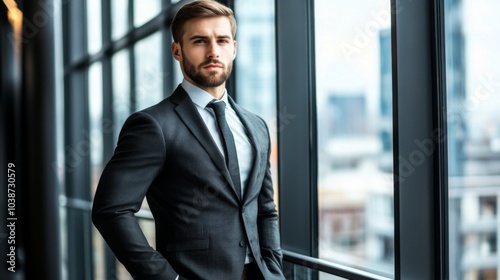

{"left": 239, "top": 240, "right": 245, "bottom": 247}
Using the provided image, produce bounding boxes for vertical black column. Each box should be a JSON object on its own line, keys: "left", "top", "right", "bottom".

{"left": 276, "top": 0, "right": 317, "bottom": 257}
{"left": 20, "top": 0, "right": 61, "bottom": 279}
{"left": 1, "top": 2, "right": 23, "bottom": 280}
{"left": 392, "top": 0, "right": 447, "bottom": 279}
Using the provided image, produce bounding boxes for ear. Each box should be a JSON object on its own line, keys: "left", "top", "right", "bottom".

{"left": 233, "top": 40, "right": 237, "bottom": 60}
{"left": 172, "top": 42, "right": 182, "bottom": 62}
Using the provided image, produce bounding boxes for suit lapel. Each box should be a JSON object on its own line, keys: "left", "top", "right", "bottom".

{"left": 171, "top": 86, "right": 237, "bottom": 198}
{"left": 229, "top": 97, "right": 263, "bottom": 202}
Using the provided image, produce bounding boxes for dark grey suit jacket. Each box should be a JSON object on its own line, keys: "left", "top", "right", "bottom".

{"left": 92, "top": 85, "right": 285, "bottom": 280}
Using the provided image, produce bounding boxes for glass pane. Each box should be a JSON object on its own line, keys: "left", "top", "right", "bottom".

{"left": 315, "top": 0, "right": 394, "bottom": 276}
{"left": 88, "top": 62, "right": 103, "bottom": 196}
{"left": 234, "top": 0, "right": 278, "bottom": 203}
{"left": 133, "top": 0, "right": 161, "bottom": 27}
{"left": 446, "top": 0, "right": 500, "bottom": 279}
{"left": 112, "top": 49, "right": 131, "bottom": 142}
{"left": 134, "top": 32, "right": 163, "bottom": 111}
{"left": 112, "top": 0, "right": 129, "bottom": 40}
{"left": 87, "top": 0, "right": 102, "bottom": 54}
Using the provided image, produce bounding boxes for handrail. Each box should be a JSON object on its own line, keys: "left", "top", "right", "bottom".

{"left": 282, "top": 250, "right": 393, "bottom": 280}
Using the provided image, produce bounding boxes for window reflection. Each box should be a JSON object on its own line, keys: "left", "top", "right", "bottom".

{"left": 315, "top": 0, "right": 394, "bottom": 276}
{"left": 446, "top": 1, "right": 500, "bottom": 279}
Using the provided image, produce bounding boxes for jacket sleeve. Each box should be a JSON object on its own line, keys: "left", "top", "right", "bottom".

{"left": 91, "top": 112, "right": 177, "bottom": 280}
{"left": 257, "top": 120, "right": 286, "bottom": 279}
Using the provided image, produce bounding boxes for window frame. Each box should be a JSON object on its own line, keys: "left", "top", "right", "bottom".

{"left": 275, "top": 0, "right": 449, "bottom": 279}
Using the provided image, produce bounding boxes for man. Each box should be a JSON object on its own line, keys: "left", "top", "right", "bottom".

{"left": 91, "top": 1, "right": 285, "bottom": 279}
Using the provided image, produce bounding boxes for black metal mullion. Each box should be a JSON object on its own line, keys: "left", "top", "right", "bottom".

{"left": 390, "top": 0, "right": 401, "bottom": 278}
{"left": 431, "top": 0, "right": 449, "bottom": 279}
{"left": 392, "top": 0, "right": 445, "bottom": 279}
{"left": 306, "top": 0, "right": 318, "bottom": 259}
{"left": 276, "top": 0, "right": 316, "bottom": 258}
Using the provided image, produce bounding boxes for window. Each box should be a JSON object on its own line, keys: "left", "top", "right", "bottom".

{"left": 277, "top": 0, "right": 443, "bottom": 279}
{"left": 133, "top": 0, "right": 161, "bottom": 27}
{"left": 315, "top": 0, "right": 394, "bottom": 276}
{"left": 446, "top": 0, "right": 500, "bottom": 279}
{"left": 112, "top": 49, "right": 131, "bottom": 142}
{"left": 89, "top": 62, "right": 103, "bottom": 196}
{"left": 134, "top": 32, "right": 163, "bottom": 111}
{"left": 234, "top": 0, "right": 278, "bottom": 203}
{"left": 62, "top": 1, "right": 176, "bottom": 279}
{"left": 87, "top": 0, "right": 102, "bottom": 54}
{"left": 111, "top": 0, "right": 129, "bottom": 41}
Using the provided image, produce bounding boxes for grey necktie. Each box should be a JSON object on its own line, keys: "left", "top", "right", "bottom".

{"left": 207, "top": 100, "right": 242, "bottom": 199}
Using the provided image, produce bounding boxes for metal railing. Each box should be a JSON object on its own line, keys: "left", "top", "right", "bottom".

{"left": 283, "top": 250, "right": 393, "bottom": 280}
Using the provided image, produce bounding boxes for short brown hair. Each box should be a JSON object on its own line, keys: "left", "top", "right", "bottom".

{"left": 171, "top": 0, "right": 237, "bottom": 43}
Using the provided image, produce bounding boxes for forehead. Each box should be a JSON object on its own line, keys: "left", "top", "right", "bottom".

{"left": 182, "top": 16, "right": 233, "bottom": 39}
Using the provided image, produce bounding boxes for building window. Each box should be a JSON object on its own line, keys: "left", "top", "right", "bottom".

{"left": 315, "top": 0, "right": 394, "bottom": 276}
{"left": 446, "top": 0, "right": 500, "bottom": 279}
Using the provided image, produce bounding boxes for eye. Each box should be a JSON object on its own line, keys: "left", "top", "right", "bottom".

{"left": 193, "top": 39, "right": 206, "bottom": 44}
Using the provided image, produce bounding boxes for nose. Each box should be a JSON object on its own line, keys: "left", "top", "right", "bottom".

{"left": 207, "top": 40, "right": 219, "bottom": 59}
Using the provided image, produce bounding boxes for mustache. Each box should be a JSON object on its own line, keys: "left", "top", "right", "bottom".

{"left": 200, "top": 59, "right": 224, "bottom": 68}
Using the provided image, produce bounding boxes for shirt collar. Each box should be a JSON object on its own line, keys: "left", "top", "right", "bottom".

{"left": 181, "top": 79, "right": 231, "bottom": 108}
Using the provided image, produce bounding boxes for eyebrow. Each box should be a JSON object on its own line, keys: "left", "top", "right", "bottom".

{"left": 188, "top": 35, "right": 232, "bottom": 41}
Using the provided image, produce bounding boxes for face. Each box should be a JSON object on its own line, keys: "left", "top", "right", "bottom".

{"left": 172, "top": 16, "right": 237, "bottom": 91}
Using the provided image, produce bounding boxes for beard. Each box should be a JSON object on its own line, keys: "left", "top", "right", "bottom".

{"left": 182, "top": 51, "right": 233, "bottom": 88}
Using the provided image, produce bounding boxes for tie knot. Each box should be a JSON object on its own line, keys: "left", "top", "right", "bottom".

{"left": 207, "top": 100, "right": 226, "bottom": 117}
